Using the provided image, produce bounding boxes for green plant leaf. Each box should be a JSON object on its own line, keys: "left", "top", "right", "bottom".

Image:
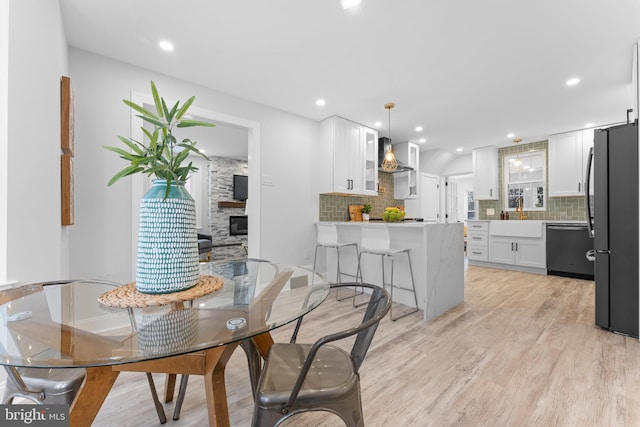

{"left": 150, "top": 81, "right": 163, "bottom": 117}
{"left": 137, "top": 114, "right": 165, "bottom": 128}
{"left": 116, "top": 136, "right": 145, "bottom": 155}
{"left": 177, "top": 120, "right": 215, "bottom": 128}
{"left": 141, "top": 127, "right": 155, "bottom": 143}
{"left": 122, "top": 100, "right": 158, "bottom": 121}
{"left": 175, "top": 96, "right": 195, "bottom": 119}
{"left": 161, "top": 98, "right": 171, "bottom": 122}
{"left": 105, "top": 80, "right": 216, "bottom": 186}
{"left": 177, "top": 143, "right": 209, "bottom": 159}
{"left": 165, "top": 100, "right": 179, "bottom": 124}
{"left": 107, "top": 165, "right": 145, "bottom": 186}
{"left": 173, "top": 149, "right": 190, "bottom": 166}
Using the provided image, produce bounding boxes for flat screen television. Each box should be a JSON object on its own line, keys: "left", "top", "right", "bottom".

{"left": 233, "top": 175, "right": 248, "bottom": 201}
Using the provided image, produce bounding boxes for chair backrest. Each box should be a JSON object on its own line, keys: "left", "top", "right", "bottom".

{"left": 282, "top": 282, "right": 390, "bottom": 410}
{"left": 350, "top": 284, "right": 390, "bottom": 371}
{"left": 316, "top": 223, "right": 339, "bottom": 246}
{"left": 360, "top": 224, "right": 391, "bottom": 252}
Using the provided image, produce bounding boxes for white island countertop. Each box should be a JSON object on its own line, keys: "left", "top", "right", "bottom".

{"left": 316, "top": 221, "right": 464, "bottom": 321}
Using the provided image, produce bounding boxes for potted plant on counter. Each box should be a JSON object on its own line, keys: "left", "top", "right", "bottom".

{"left": 361, "top": 204, "right": 372, "bottom": 222}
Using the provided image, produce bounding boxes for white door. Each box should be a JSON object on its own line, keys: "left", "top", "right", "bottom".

{"left": 420, "top": 173, "right": 440, "bottom": 222}
{"left": 445, "top": 181, "right": 458, "bottom": 223}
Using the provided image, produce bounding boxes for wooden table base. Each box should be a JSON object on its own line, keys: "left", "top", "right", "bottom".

{"left": 66, "top": 332, "right": 276, "bottom": 427}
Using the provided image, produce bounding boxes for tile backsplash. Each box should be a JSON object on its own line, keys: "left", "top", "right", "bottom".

{"left": 319, "top": 172, "right": 404, "bottom": 221}
{"left": 478, "top": 140, "right": 587, "bottom": 221}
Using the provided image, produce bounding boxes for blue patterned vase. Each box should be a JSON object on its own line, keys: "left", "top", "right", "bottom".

{"left": 136, "top": 179, "right": 200, "bottom": 294}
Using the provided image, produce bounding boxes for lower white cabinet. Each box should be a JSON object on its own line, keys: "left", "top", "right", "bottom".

{"left": 467, "top": 221, "right": 489, "bottom": 261}
{"left": 489, "top": 236, "right": 546, "bottom": 268}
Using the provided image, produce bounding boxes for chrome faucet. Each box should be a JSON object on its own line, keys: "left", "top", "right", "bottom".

{"left": 516, "top": 197, "right": 527, "bottom": 220}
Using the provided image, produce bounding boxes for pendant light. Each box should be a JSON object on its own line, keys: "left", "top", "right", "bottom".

{"left": 512, "top": 137, "right": 523, "bottom": 172}
{"left": 381, "top": 102, "right": 398, "bottom": 172}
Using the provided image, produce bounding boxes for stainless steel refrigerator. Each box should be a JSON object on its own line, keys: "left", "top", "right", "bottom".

{"left": 586, "top": 120, "right": 638, "bottom": 337}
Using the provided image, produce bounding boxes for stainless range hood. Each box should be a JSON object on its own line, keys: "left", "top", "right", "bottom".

{"left": 378, "top": 137, "right": 414, "bottom": 173}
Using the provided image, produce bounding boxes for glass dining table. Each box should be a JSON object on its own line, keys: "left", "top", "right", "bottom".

{"left": 0, "top": 258, "right": 330, "bottom": 427}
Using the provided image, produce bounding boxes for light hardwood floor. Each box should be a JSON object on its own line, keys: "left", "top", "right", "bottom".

{"left": 92, "top": 265, "right": 640, "bottom": 426}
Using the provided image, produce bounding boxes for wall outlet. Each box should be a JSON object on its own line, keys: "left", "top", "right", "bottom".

{"left": 486, "top": 208, "right": 495, "bottom": 216}
{"left": 304, "top": 249, "right": 311, "bottom": 259}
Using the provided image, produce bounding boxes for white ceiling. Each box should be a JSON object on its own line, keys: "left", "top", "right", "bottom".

{"left": 60, "top": 0, "right": 639, "bottom": 156}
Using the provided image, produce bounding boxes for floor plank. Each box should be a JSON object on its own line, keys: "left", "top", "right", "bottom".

{"left": 83, "top": 265, "right": 640, "bottom": 426}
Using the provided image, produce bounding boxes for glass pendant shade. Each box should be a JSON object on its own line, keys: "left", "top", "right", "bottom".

{"left": 382, "top": 102, "right": 398, "bottom": 172}
{"left": 382, "top": 146, "right": 398, "bottom": 172}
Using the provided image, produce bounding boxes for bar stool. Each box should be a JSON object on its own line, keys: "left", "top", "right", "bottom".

{"left": 312, "top": 223, "right": 359, "bottom": 300}
{"left": 356, "top": 224, "right": 419, "bottom": 321}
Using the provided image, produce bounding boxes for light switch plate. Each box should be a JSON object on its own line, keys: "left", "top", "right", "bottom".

{"left": 486, "top": 208, "right": 495, "bottom": 216}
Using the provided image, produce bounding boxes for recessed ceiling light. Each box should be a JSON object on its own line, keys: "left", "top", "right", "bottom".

{"left": 507, "top": 133, "right": 515, "bottom": 138}
{"left": 316, "top": 99, "right": 326, "bottom": 106}
{"left": 566, "top": 77, "right": 580, "bottom": 86}
{"left": 584, "top": 122, "right": 594, "bottom": 128}
{"left": 418, "top": 138, "right": 426, "bottom": 143}
{"left": 415, "top": 126, "right": 423, "bottom": 132}
{"left": 159, "top": 40, "right": 174, "bottom": 51}
{"left": 374, "top": 121, "right": 382, "bottom": 127}
{"left": 456, "top": 147, "right": 463, "bottom": 152}
{"left": 341, "top": 0, "right": 361, "bottom": 10}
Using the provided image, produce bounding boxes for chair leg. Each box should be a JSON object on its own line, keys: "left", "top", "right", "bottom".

{"left": 172, "top": 375, "right": 189, "bottom": 420}
{"left": 240, "top": 339, "right": 262, "bottom": 399}
{"left": 146, "top": 373, "right": 167, "bottom": 424}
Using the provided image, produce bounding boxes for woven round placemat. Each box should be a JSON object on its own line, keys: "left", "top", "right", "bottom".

{"left": 97, "top": 275, "right": 224, "bottom": 308}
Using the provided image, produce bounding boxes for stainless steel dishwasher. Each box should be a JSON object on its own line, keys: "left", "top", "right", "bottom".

{"left": 546, "top": 223, "right": 594, "bottom": 280}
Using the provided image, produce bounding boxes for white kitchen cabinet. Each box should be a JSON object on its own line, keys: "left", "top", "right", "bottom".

{"left": 466, "top": 220, "right": 489, "bottom": 261}
{"left": 317, "top": 116, "right": 378, "bottom": 196}
{"left": 489, "top": 236, "right": 546, "bottom": 268}
{"left": 548, "top": 128, "right": 594, "bottom": 197}
{"left": 472, "top": 146, "right": 499, "bottom": 200}
{"left": 394, "top": 141, "right": 420, "bottom": 199}
{"left": 363, "top": 127, "right": 379, "bottom": 194}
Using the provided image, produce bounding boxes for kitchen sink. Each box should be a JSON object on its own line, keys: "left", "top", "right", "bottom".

{"left": 490, "top": 220, "right": 544, "bottom": 238}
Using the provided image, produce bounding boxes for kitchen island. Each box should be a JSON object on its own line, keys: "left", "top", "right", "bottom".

{"left": 317, "top": 221, "right": 464, "bottom": 321}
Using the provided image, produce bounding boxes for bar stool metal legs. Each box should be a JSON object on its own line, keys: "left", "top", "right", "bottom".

{"left": 312, "top": 241, "right": 359, "bottom": 300}
{"left": 356, "top": 248, "right": 419, "bottom": 321}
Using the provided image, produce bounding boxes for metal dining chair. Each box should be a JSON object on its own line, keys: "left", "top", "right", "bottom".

{"left": 0, "top": 280, "right": 86, "bottom": 406}
{"left": 252, "top": 282, "right": 391, "bottom": 427}
{"left": 0, "top": 280, "right": 168, "bottom": 424}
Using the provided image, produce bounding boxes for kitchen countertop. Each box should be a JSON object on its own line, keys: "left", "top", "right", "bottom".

{"left": 469, "top": 219, "right": 587, "bottom": 224}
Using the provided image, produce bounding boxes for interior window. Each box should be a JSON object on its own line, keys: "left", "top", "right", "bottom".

{"left": 503, "top": 150, "right": 546, "bottom": 211}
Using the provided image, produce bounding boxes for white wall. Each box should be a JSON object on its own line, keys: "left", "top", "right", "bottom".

{"left": 442, "top": 153, "right": 472, "bottom": 176}
{"left": 0, "top": 0, "right": 9, "bottom": 285}
{"left": 419, "top": 149, "right": 472, "bottom": 176}
{"left": 67, "top": 49, "right": 319, "bottom": 282}
{"left": 4, "top": 0, "right": 69, "bottom": 285}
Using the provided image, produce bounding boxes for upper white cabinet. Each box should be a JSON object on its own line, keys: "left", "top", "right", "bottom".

{"left": 472, "top": 146, "right": 499, "bottom": 200}
{"left": 393, "top": 141, "right": 420, "bottom": 199}
{"left": 548, "top": 128, "right": 594, "bottom": 197}
{"left": 317, "top": 116, "right": 378, "bottom": 196}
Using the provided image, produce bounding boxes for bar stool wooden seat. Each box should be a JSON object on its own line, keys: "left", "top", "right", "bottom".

{"left": 356, "top": 224, "right": 419, "bottom": 320}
